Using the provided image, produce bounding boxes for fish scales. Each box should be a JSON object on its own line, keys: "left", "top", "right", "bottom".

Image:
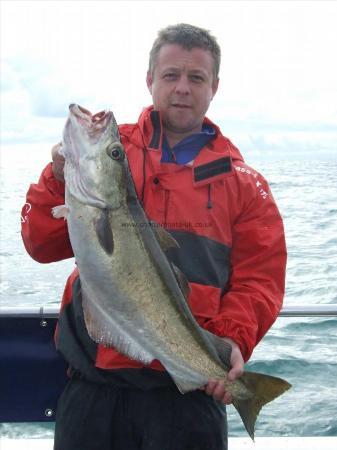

{"left": 67, "top": 188, "right": 223, "bottom": 379}
{"left": 52, "top": 104, "right": 292, "bottom": 440}
{"left": 92, "top": 204, "right": 227, "bottom": 380}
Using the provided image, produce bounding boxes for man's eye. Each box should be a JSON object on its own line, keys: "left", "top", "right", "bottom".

{"left": 163, "top": 73, "right": 178, "bottom": 80}
{"left": 190, "top": 75, "right": 204, "bottom": 82}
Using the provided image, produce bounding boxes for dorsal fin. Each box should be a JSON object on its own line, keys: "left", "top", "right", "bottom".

{"left": 202, "top": 330, "right": 232, "bottom": 369}
{"left": 150, "top": 221, "right": 179, "bottom": 251}
{"left": 171, "top": 263, "right": 190, "bottom": 299}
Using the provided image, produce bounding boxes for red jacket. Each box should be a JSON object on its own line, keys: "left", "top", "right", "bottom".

{"left": 21, "top": 106, "right": 286, "bottom": 375}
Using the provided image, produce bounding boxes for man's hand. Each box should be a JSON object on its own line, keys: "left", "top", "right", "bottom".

{"left": 204, "top": 337, "right": 244, "bottom": 404}
{"left": 51, "top": 142, "right": 65, "bottom": 182}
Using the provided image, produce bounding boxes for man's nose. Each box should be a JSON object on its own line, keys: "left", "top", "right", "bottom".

{"left": 174, "top": 75, "right": 191, "bottom": 95}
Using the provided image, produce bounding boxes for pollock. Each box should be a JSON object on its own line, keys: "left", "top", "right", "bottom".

{"left": 52, "top": 104, "right": 291, "bottom": 440}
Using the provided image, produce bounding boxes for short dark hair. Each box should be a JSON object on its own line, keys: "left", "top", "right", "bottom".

{"left": 149, "top": 23, "right": 221, "bottom": 80}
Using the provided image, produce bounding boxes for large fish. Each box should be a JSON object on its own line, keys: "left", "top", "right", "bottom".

{"left": 52, "top": 104, "right": 291, "bottom": 440}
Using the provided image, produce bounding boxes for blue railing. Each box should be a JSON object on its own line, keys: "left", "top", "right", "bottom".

{"left": 0, "top": 304, "right": 336, "bottom": 424}
{"left": 1, "top": 304, "right": 337, "bottom": 318}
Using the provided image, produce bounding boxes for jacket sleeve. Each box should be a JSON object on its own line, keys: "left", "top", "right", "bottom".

{"left": 203, "top": 169, "right": 287, "bottom": 362}
{"left": 21, "top": 162, "right": 74, "bottom": 263}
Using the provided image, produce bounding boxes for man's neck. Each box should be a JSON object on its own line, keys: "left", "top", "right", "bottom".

{"left": 164, "top": 128, "right": 202, "bottom": 148}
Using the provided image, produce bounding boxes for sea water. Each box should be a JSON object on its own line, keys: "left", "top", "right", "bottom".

{"left": 0, "top": 144, "right": 336, "bottom": 438}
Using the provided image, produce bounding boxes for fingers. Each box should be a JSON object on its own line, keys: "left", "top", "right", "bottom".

{"left": 51, "top": 142, "right": 65, "bottom": 182}
{"left": 227, "top": 352, "right": 244, "bottom": 382}
{"left": 227, "top": 365, "right": 244, "bottom": 382}
{"left": 204, "top": 379, "right": 233, "bottom": 405}
{"left": 222, "top": 337, "right": 244, "bottom": 382}
{"left": 51, "top": 142, "right": 63, "bottom": 160}
{"left": 204, "top": 337, "right": 245, "bottom": 405}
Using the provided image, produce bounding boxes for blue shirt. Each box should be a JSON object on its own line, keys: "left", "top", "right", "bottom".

{"left": 161, "top": 124, "right": 216, "bottom": 165}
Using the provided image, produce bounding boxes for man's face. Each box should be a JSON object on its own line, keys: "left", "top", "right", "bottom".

{"left": 146, "top": 44, "right": 219, "bottom": 140}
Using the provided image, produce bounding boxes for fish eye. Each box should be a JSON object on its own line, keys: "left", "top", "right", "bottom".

{"left": 106, "top": 143, "right": 125, "bottom": 161}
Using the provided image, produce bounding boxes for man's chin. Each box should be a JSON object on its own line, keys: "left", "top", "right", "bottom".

{"left": 164, "top": 117, "right": 201, "bottom": 136}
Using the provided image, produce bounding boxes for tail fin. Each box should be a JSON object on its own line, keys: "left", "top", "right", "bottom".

{"left": 232, "top": 371, "right": 291, "bottom": 440}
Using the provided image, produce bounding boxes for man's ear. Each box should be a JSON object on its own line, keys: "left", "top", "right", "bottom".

{"left": 146, "top": 71, "right": 153, "bottom": 94}
{"left": 211, "top": 77, "right": 219, "bottom": 100}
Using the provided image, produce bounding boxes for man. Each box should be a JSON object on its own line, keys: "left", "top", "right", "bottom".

{"left": 21, "top": 24, "right": 286, "bottom": 450}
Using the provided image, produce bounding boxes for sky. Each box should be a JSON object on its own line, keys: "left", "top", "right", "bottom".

{"left": 1, "top": 0, "right": 337, "bottom": 160}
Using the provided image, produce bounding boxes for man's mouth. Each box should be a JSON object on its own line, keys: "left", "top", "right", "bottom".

{"left": 171, "top": 104, "right": 192, "bottom": 109}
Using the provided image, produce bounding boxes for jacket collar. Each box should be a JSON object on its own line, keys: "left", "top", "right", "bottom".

{"left": 137, "top": 106, "right": 163, "bottom": 150}
{"left": 134, "top": 105, "right": 243, "bottom": 185}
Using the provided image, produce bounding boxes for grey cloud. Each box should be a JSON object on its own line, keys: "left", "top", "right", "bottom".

{"left": 3, "top": 56, "right": 92, "bottom": 119}
{"left": 1, "top": 56, "right": 96, "bottom": 144}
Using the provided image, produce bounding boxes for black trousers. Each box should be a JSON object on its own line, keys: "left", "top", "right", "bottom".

{"left": 54, "top": 378, "right": 228, "bottom": 450}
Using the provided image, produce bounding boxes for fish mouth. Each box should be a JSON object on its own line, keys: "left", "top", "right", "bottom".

{"left": 69, "top": 104, "right": 114, "bottom": 135}
{"left": 69, "top": 103, "right": 92, "bottom": 117}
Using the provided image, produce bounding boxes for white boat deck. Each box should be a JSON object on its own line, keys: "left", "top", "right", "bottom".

{"left": 1, "top": 437, "right": 336, "bottom": 449}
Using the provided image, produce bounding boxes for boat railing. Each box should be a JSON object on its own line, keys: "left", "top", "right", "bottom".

{"left": 1, "top": 304, "right": 336, "bottom": 449}
{"left": 1, "top": 303, "right": 337, "bottom": 318}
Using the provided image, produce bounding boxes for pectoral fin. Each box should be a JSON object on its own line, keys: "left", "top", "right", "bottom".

{"left": 94, "top": 209, "right": 114, "bottom": 255}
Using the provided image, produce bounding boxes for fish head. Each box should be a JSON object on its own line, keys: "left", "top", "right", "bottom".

{"left": 61, "top": 104, "right": 127, "bottom": 209}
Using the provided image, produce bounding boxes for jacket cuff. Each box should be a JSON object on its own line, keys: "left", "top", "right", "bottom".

{"left": 42, "top": 163, "right": 65, "bottom": 196}
{"left": 203, "top": 317, "right": 256, "bottom": 362}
